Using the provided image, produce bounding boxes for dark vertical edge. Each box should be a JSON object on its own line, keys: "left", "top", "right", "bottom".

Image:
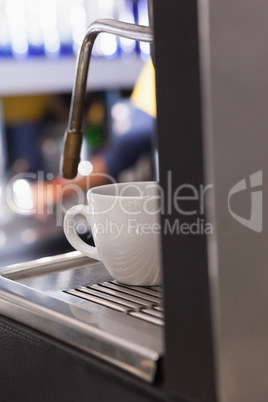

{"left": 153, "top": 0, "right": 216, "bottom": 401}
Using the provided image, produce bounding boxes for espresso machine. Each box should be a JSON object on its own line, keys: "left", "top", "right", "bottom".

{"left": 0, "top": 1, "right": 268, "bottom": 402}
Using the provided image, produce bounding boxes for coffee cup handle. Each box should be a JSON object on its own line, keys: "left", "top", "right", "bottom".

{"left": 63, "top": 205, "right": 101, "bottom": 261}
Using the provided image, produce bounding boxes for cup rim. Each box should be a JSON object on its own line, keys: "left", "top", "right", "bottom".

{"left": 87, "top": 181, "right": 160, "bottom": 200}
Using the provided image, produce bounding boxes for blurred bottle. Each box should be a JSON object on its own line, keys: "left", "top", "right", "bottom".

{"left": 69, "top": 0, "right": 87, "bottom": 55}
{"left": 0, "top": 0, "right": 12, "bottom": 57}
{"left": 25, "top": 0, "right": 44, "bottom": 56}
{"left": 137, "top": 0, "right": 150, "bottom": 59}
{"left": 91, "top": 0, "right": 118, "bottom": 59}
{"left": 39, "top": 0, "right": 60, "bottom": 58}
{"left": 6, "top": 0, "right": 29, "bottom": 59}
{"left": 116, "top": 0, "right": 137, "bottom": 60}
{"left": 84, "top": 96, "right": 108, "bottom": 153}
{"left": 56, "top": 0, "right": 73, "bottom": 56}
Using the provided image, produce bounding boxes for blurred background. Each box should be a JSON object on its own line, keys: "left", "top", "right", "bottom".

{"left": 0, "top": 0, "right": 156, "bottom": 268}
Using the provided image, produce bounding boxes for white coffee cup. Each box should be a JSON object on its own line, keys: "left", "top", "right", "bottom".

{"left": 63, "top": 181, "right": 162, "bottom": 286}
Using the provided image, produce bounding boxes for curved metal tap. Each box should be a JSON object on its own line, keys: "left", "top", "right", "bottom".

{"left": 61, "top": 19, "right": 154, "bottom": 179}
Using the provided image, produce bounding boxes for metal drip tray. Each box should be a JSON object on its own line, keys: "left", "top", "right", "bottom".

{"left": 0, "top": 251, "right": 164, "bottom": 383}
{"left": 65, "top": 281, "right": 164, "bottom": 326}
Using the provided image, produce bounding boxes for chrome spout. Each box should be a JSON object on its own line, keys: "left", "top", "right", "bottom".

{"left": 61, "top": 18, "right": 153, "bottom": 179}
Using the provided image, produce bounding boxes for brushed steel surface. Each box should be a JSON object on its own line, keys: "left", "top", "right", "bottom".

{"left": 198, "top": 0, "right": 268, "bottom": 400}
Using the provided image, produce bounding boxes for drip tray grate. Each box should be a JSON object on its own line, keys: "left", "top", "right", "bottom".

{"left": 0, "top": 253, "right": 164, "bottom": 382}
{"left": 64, "top": 280, "right": 164, "bottom": 326}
